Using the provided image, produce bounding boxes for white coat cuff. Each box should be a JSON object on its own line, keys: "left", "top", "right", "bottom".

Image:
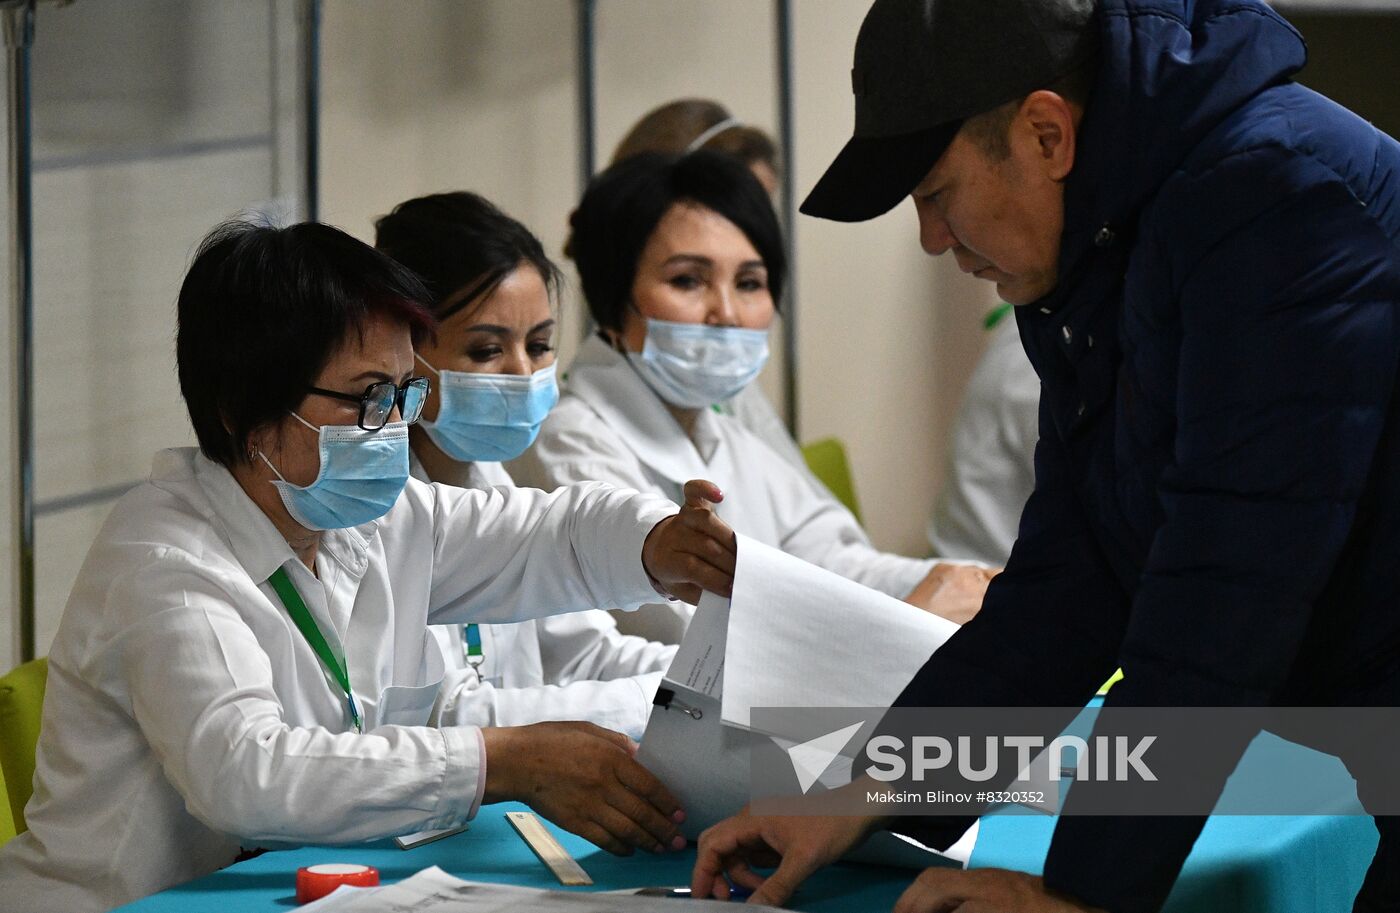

{"left": 629, "top": 671, "right": 666, "bottom": 737}
{"left": 470, "top": 726, "right": 487, "bottom": 817}
{"left": 440, "top": 725, "right": 487, "bottom": 823}
{"left": 616, "top": 504, "right": 682, "bottom": 610}
{"left": 900, "top": 557, "right": 940, "bottom": 594}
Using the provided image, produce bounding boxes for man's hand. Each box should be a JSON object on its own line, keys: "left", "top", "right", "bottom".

{"left": 691, "top": 807, "right": 882, "bottom": 906}
{"left": 904, "top": 563, "right": 1000, "bottom": 625}
{"left": 894, "top": 869, "right": 1105, "bottom": 913}
{"left": 642, "top": 479, "right": 738, "bottom": 604}
{"left": 481, "top": 722, "right": 686, "bottom": 856}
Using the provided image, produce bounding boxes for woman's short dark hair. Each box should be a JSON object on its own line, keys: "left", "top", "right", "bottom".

{"left": 568, "top": 150, "right": 786, "bottom": 334}
{"left": 177, "top": 220, "right": 436, "bottom": 468}
{"left": 373, "top": 191, "right": 562, "bottom": 320}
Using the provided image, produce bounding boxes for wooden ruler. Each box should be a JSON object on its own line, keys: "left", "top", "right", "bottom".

{"left": 505, "top": 811, "right": 593, "bottom": 886}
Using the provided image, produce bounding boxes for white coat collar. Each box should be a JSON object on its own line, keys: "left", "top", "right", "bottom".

{"left": 408, "top": 449, "right": 512, "bottom": 489}
{"left": 564, "top": 335, "right": 715, "bottom": 484}
{"left": 152, "top": 447, "right": 374, "bottom": 584}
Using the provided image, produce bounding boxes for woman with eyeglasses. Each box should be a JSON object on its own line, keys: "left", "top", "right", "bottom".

{"left": 372, "top": 190, "right": 676, "bottom": 739}
{"left": 512, "top": 152, "right": 994, "bottom": 644}
{"left": 0, "top": 221, "right": 736, "bottom": 913}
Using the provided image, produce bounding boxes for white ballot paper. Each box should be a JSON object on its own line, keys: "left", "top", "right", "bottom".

{"left": 299, "top": 866, "right": 785, "bottom": 912}
{"left": 638, "top": 535, "right": 977, "bottom": 869}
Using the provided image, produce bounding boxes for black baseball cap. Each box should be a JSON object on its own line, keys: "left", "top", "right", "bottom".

{"left": 801, "top": 0, "right": 1099, "bottom": 223}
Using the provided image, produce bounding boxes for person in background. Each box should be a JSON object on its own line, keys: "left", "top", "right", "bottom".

{"left": 374, "top": 191, "right": 676, "bottom": 741}
{"left": 0, "top": 220, "right": 738, "bottom": 913}
{"left": 612, "top": 97, "right": 782, "bottom": 195}
{"left": 512, "top": 151, "right": 994, "bottom": 644}
{"left": 926, "top": 301, "right": 1040, "bottom": 566}
{"left": 604, "top": 98, "right": 800, "bottom": 473}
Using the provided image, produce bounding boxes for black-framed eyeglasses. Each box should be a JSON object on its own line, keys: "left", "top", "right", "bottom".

{"left": 306, "top": 377, "right": 430, "bottom": 431}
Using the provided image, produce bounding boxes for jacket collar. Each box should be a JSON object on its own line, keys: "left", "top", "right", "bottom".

{"left": 1042, "top": 0, "right": 1305, "bottom": 314}
{"left": 564, "top": 335, "right": 714, "bottom": 484}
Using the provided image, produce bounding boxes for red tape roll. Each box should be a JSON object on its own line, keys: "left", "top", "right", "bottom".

{"left": 295, "top": 863, "right": 380, "bottom": 904}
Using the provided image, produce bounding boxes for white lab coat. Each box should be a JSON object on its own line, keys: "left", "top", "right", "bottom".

{"left": 0, "top": 447, "right": 674, "bottom": 913}
{"left": 410, "top": 454, "right": 676, "bottom": 738}
{"left": 719, "top": 382, "right": 813, "bottom": 479}
{"left": 510, "top": 336, "right": 938, "bottom": 643}
{"left": 927, "top": 317, "right": 1041, "bottom": 566}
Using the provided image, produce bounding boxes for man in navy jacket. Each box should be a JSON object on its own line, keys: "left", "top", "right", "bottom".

{"left": 692, "top": 1, "right": 1400, "bottom": 911}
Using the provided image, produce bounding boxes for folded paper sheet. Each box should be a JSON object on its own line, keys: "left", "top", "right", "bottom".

{"left": 299, "top": 866, "right": 786, "bottom": 912}
{"left": 722, "top": 536, "right": 960, "bottom": 729}
{"left": 639, "top": 535, "right": 975, "bottom": 868}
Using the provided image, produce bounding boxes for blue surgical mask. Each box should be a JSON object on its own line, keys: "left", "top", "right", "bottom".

{"left": 632, "top": 318, "right": 770, "bottom": 409}
{"left": 416, "top": 357, "right": 559, "bottom": 463}
{"left": 260, "top": 413, "right": 410, "bottom": 530}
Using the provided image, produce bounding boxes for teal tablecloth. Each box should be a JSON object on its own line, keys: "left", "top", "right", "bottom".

{"left": 969, "top": 730, "right": 1379, "bottom": 912}
{"left": 113, "top": 801, "right": 913, "bottom": 912}
{"left": 116, "top": 733, "right": 1379, "bottom": 912}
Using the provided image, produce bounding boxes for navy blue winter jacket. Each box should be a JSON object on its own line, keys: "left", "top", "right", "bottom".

{"left": 889, "top": 1, "right": 1400, "bottom": 909}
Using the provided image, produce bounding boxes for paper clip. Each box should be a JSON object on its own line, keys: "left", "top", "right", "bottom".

{"left": 653, "top": 687, "right": 703, "bottom": 720}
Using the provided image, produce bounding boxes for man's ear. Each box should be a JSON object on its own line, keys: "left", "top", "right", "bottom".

{"left": 1018, "top": 89, "right": 1078, "bottom": 182}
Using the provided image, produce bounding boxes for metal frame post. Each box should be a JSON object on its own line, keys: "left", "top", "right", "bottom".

{"left": 4, "top": 0, "right": 35, "bottom": 664}
{"left": 775, "top": 0, "right": 798, "bottom": 436}
{"left": 574, "top": 0, "right": 598, "bottom": 344}
{"left": 575, "top": 0, "right": 597, "bottom": 194}
{"left": 300, "top": 0, "right": 320, "bottom": 221}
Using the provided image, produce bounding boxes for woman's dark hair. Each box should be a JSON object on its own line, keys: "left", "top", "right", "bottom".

{"left": 373, "top": 191, "right": 562, "bottom": 320}
{"left": 567, "top": 150, "right": 786, "bottom": 334}
{"left": 176, "top": 220, "right": 436, "bottom": 468}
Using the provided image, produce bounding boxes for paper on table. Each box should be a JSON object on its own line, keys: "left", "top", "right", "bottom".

{"left": 721, "top": 534, "right": 959, "bottom": 730}
{"left": 296, "top": 865, "right": 783, "bottom": 912}
{"left": 297, "top": 882, "right": 383, "bottom": 912}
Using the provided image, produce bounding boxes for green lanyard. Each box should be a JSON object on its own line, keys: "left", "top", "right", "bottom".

{"left": 984, "top": 301, "right": 1014, "bottom": 330}
{"left": 268, "top": 567, "right": 363, "bottom": 734}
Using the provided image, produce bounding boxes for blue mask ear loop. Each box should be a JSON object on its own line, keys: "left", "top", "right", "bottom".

{"left": 257, "top": 411, "right": 321, "bottom": 487}
{"left": 415, "top": 352, "right": 443, "bottom": 377}
{"left": 413, "top": 354, "right": 445, "bottom": 429}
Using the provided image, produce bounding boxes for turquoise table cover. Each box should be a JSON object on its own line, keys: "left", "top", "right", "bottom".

{"left": 969, "top": 729, "right": 1379, "bottom": 912}
{"left": 115, "top": 730, "right": 1379, "bottom": 912}
{"left": 112, "top": 801, "right": 912, "bottom": 912}
{"left": 114, "top": 799, "right": 1377, "bottom": 913}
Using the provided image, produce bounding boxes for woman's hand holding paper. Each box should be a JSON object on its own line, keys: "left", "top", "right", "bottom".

{"left": 642, "top": 479, "right": 739, "bottom": 603}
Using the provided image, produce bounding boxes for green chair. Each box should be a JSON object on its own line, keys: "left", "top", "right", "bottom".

{"left": 0, "top": 657, "right": 48, "bottom": 835}
{"left": 0, "top": 757, "right": 15, "bottom": 844}
{"left": 801, "top": 437, "right": 863, "bottom": 523}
